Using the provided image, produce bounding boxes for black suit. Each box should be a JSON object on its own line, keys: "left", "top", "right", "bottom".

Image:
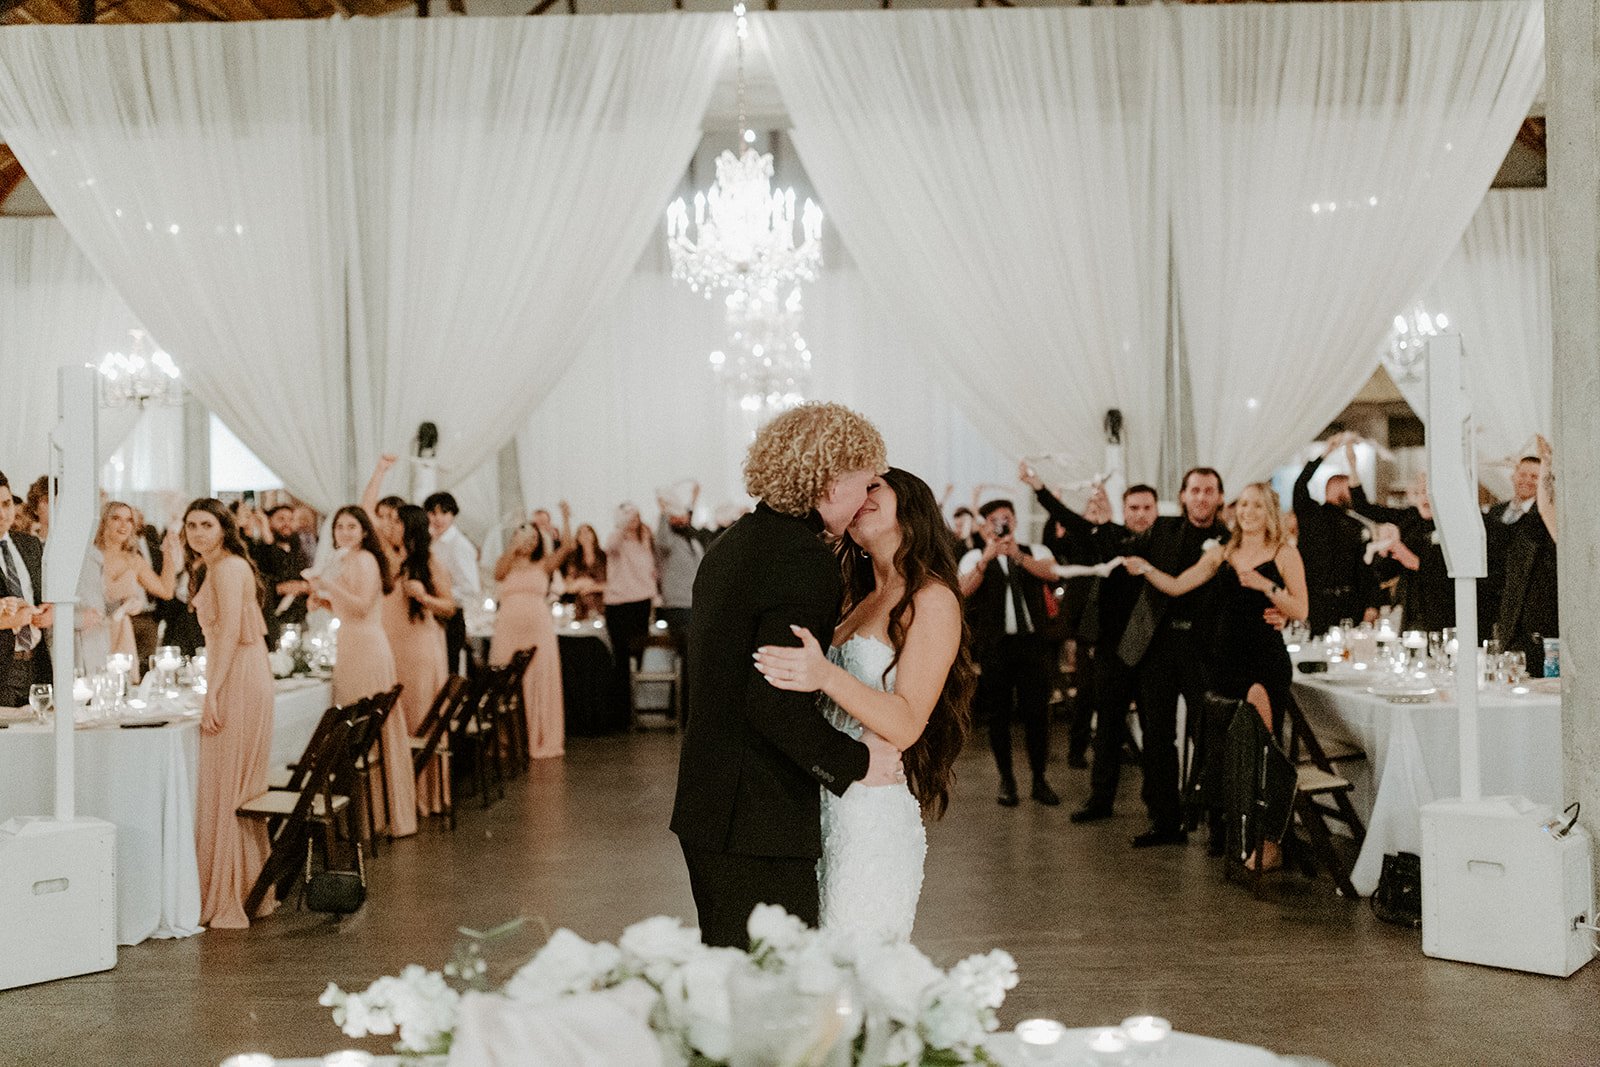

{"left": 1033, "top": 488, "right": 1143, "bottom": 810}
{"left": 253, "top": 537, "right": 311, "bottom": 648}
{"left": 1496, "top": 512, "right": 1557, "bottom": 668}
{"left": 670, "top": 503, "right": 869, "bottom": 948}
{"left": 1118, "top": 515, "right": 1224, "bottom": 833}
{"left": 0, "top": 532, "right": 50, "bottom": 707}
{"left": 1480, "top": 500, "right": 1537, "bottom": 635}
{"left": 1292, "top": 458, "right": 1375, "bottom": 635}
{"left": 964, "top": 542, "right": 1054, "bottom": 790}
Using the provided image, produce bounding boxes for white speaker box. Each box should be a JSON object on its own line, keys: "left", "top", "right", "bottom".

{"left": 1421, "top": 795, "right": 1596, "bottom": 978}
{"left": 0, "top": 816, "right": 118, "bottom": 990}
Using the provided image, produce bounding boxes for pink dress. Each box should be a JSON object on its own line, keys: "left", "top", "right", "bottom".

{"left": 381, "top": 557, "right": 450, "bottom": 816}
{"left": 325, "top": 550, "right": 414, "bottom": 838}
{"left": 489, "top": 561, "right": 564, "bottom": 759}
{"left": 192, "top": 554, "right": 278, "bottom": 929}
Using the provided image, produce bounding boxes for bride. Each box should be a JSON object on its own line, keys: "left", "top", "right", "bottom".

{"left": 754, "top": 467, "right": 974, "bottom": 943}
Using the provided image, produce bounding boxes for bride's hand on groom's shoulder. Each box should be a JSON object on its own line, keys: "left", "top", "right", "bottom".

{"left": 753, "top": 625, "right": 831, "bottom": 692}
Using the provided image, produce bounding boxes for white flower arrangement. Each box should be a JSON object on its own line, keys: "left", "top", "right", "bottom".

{"left": 320, "top": 905, "right": 1017, "bottom": 1066}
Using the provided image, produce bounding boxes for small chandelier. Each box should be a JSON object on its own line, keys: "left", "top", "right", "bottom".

{"left": 1385, "top": 302, "right": 1451, "bottom": 384}
{"left": 710, "top": 285, "right": 813, "bottom": 417}
{"left": 97, "top": 328, "right": 181, "bottom": 408}
{"left": 665, "top": 2, "right": 822, "bottom": 297}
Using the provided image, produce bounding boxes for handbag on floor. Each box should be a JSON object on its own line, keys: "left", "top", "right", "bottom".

{"left": 1370, "top": 850, "right": 1421, "bottom": 928}
{"left": 303, "top": 836, "right": 367, "bottom": 915}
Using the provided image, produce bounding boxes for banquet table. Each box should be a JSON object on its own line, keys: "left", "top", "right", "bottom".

{"left": 1291, "top": 673, "right": 1562, "bottom": 896}
{"left": 558, "top": 623, "right": 623, "bottom": 736}
{"left": 0, "top": 678, "right": 332, "bottom": 946}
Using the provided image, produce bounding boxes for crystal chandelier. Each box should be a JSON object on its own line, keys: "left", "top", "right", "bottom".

{"left": 665, "top": 2, "right": 822, "bottom": 298}
{"left": 1384, "top": 302, "right": 1451, "bottom": 384}
{"left": 97, "top": 328, "right": 181, "bottom": 408}
{"left": 710, "top": 285, "right": 813, "bottom": 416}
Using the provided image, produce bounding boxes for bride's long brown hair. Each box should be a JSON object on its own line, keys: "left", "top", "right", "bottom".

{"left": 838, "top": 467, "right": 974, "bottom": 818}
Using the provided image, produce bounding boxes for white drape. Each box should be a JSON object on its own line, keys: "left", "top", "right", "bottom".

{"left": 343, "top": 16, "right": 727, "bottom": 492}
{"left": 0, "top": 217, "right": 143, "bottom": 479}
{"left": 1168, "top": 0, "right": 1545, "bottom": 490}
{"left": 0, "top": 23, "right": 352, "bottom": 509}
{"left": 759, "top": 8, "right": 1169, "bottom": 484}
{"left": 511, "top": 266, "right": 1012, "bottom": 536}
{"left": 1406, "top": 189, "right": 1551, "bottom": 474}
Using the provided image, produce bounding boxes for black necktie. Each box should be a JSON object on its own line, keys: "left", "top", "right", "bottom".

{"left": 1007, "top": 558, "right": 1034, "bottom": 635}
{"left": 0, "top": 540, "right": 21, "bottom": 598}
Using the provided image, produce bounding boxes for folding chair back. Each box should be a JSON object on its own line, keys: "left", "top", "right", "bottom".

{"left": 241, "top": 713, "right": 356, "bottom": 917}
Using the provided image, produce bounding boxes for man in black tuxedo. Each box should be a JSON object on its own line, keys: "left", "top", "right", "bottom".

{"left": 0, "top": 472, "right": 51, "bottom": 707}
{"left": 670, "top": 403, "right": 901, "bottom": 949}
{"left": 1495, "top": 446, "right": 1558, "bottom": 669}
{"left": 1118, "top": 467, "right": 1226, "bottom": 848}
{"left": 1293, "top": 433, "right": 1377, "bottom": 635}
{"left": 1021, "top": 470, "right": 1162, "bottom": 823}
{"left": 253, "top": 505, "right": 312, "bottom": 649}
{"left": 1481, "top": 455, "right": 1541, "bottom": 635}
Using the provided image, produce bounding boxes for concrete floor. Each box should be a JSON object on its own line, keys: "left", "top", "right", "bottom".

{"left": 3, "top": 728, "right": 1596, "bottom": 1066}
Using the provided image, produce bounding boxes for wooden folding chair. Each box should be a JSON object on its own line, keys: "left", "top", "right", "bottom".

{"left": 496, "top": 648, "right": 536, "bottom": 777}
{"left": 266, "top": 701, "right": 349, "bottom": 792}
{"left": 452, "top": 665, "right": 509, "bottom": 809}
{"left": 410, "top": 675, "right": 471, "bottom": 830}
{"left": 350, "top": 686, "right": 404, "bottom": 848}
{"left": 1281, "top": 693, "right": 1366, "bottom": 897}
{"left": 239, "top": 714, "right": 355, "bottom": 917}
{"left": 631, "top": 634, "right": 681, "bottom": 732}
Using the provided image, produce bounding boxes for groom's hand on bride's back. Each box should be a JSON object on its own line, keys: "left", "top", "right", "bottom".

{"left": 861, "top": 730, "right": 907, "bottom": 787}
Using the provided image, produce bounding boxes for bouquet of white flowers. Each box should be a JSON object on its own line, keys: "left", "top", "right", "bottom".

{"left": 321, "top": 906, "right": 1017, "bottom": 1066}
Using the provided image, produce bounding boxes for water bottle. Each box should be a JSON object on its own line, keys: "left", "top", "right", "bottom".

{"left": 1542, "top": 637, "right": 1560, "bottom": 679}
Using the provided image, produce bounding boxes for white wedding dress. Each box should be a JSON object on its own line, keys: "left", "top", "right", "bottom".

{"left": 817, "top": 635, "right": 927, "bottom": 944}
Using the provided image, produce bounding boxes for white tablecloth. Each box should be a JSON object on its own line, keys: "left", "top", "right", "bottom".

{"left": 1292, "top": 676, "right": 1562, "bottom": 895}
{"left": 0, "top": 679, "right": 332, "bottom": 946}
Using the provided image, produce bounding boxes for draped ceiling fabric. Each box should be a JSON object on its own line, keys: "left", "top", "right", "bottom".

{"left": 0, "top": 22, "right": 350, "bottom": 509}
{"left": 759, "top": 8, "right": 1169, "bottom": 485}
{"left": 343, "top": 16, "right": 727, "bottom": 495}
{"left": 1410, "top": 189, "right": 1553, "bottom": 479}
{"left": 0, "top": 16, "right": 726, "bottom": 510}
{"left": 0, "top": 218, "right": 143, "bottom": 479}
{"left": 1167, "top": 0, "right": 1545, "bottom": 490}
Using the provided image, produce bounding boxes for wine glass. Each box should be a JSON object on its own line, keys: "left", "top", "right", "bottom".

{"left": 28, "top": 683, "right": 52, "bottom": 724}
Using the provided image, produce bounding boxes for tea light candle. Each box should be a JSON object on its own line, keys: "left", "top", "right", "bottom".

{"left": 1402, "top": 630, "right": 1427, "bottom": 650}
{"left": 1086, "top": 1027, "right": 1129, "bottom": 1060}
{"left": 1120, "top": 1015, "right": 1172, "bottom": 1047}
{"left": 1015, "top": 1017, "right": 1067, "bottom": 1062}
{"left": 321, "top": 1053, "right": 374, "bottom": 1067}
{"left": 220, "top": 1055, "right": 274, "bottom": 1067}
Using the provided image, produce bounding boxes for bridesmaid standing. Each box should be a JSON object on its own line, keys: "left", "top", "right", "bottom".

{"left": 310, "top": 506, "right": 413, "bottom": 838}
{"left": 381, "top": 504, "right": 455, "bottom": 816}
{"left": 491, "top": 502, "right": 572, "bottom": 759}
{"left": 185, "top": 498, "right": 278, "bottom": 929}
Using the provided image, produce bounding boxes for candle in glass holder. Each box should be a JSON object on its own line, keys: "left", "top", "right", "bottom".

{"left": 72, "top": 676, "right": 93, "bottom": 704}
{"left": 1121, "top": 1015, "right": 1172, "bottom": 1049}
{"left": 1086, "top": 1027, "right": 1129, "bottom": 1061}
{"left": 1015, "top": 1018, "right": 1067, "bottom": 1063}
{"left": 1401, "top": 630, "right": 1427, "bottom": 651}
{"left": 220, "top": 1056, "right": 274, "bottom": 1067}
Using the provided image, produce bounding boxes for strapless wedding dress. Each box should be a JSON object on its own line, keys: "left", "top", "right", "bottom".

{"left": 817, "top": 635, "right": 926, "bottom": 944}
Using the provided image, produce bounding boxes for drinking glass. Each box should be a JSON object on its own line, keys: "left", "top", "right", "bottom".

{"left": 28, "top": 683, "right": 52, "bottom": 724}
{"left": 1499, "top": 651, "right": 1526, "bottom": 687}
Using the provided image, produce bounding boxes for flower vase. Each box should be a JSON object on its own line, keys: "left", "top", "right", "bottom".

{"left": 726, "top": 958, "right": 851, "bottom": 1067}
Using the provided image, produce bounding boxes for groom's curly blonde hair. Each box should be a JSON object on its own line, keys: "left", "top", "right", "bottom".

{"left": 744, "top": 403, "right": 887, "bottom": 518}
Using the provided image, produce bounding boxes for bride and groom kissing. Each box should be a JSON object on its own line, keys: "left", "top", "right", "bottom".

{"left": 670, "top": 403, "right": 975, "bottom": 949}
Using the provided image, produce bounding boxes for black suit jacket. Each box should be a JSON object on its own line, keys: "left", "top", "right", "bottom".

{"left": 1031, "top": 486, "right": 1140, "bottom": 648}
{"left": 670, "top": 503, "right": 870, "bottom": 859}
{"left": 1480, "top": 501, "right": 1537, "bottom": 633}
{"left": 0, "top": 532, "right": 50, "bottom": 692}
{"left": 1497, "top": 512, "right": 1557, "bottom": 655}
{"left": 1117, "top": 515, "right": 1224, "bottom": 667}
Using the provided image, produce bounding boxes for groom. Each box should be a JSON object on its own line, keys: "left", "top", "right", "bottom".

{"left": 671, "top": 403, "right": 902, "bottom": 949}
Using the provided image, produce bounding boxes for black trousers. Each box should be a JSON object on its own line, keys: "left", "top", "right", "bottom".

{"left": 0, "top": 649, "right": 41, "bottom": 708}
{"left": 977, "top": 633, "right": 1052, "bottom": 785}
{"left": 1136, "top": 625, "right": 1213, "bottom": 832}
{"left": 1087, "top": 644, "right": 1140, "bottom": 809}
{"left": 1066, "top": 640, "right": 1094, "bottom": 759}
{"left": 680, "top": 841, "right": 818, "bottom": 949}
{"left": 604, "top": 599, "right": 653, "bottom": 721}
{"left": 444, "top": 609, "right": 467, "bottom": 676}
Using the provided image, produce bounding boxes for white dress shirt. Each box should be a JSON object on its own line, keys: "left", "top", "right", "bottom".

{"left": 959, "top": 544, "right": 1054, "bottom": 635}
{"left": 434, "top": 523, "right": 481, "bottom": 604}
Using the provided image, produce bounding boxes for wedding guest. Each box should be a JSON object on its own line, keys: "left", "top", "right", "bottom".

{"left": 958, "top": 498, "right": 1062, "bottom": 807}
{"left": 1126, "top": 483, "right": 1309, "bottom": 866}
{"left": 604, "top": 502, "right": 658, "bottom": 726}
{"left": 1495, "top": 435, "right": 1558, "bottom": 668}
{"left": 127, "top": 506, "right": 168, "bottom": 662}
{"left": 530, "top": 508, "right": 563, "bottom": 557}
{"left": 0, "top": 473, "right": 51, "bottom": 707}
{"left": 424, "top": 491, "right": 480, "bottom": 676}
{"left": 1293, "top": 432, "right": 1377, "bottom": 634}
{"left": 383, "top": 504, "right": 455, "bottom": 815}
{"left": 183, "top": 498, "right": 277, "bottom": 929}
{"left": 1117, "top": 467, "right": 1227, "bottom": 848}
{"left": 1028, "top": 480, "right": 1159, "bottom": 824}
{"left": 1481, "top": 454, "right": 1542, "bottom": 634}
{"left": 561, "top": 524, "right": 607, "bottom": 621}
{"left": 950, "top": 507, "right": 982, "bottom": 554}
{"left": 252, "top": 505, "right": 312, "bottom": 649}
{"left": 293, "top": 503, "right": 320, "bottom": 561}
{"left": 25, "top": 475, "right": 51, "bottom": 541}
{"left": 93, "top": 500, "right": 178, "bottom": 678}
{"left": 309, "top": 505, "right": 408, "bottom": 837}
{"left": 492, "top": 503, "right": 573, "bottom": 759}
{"left": 657, "top": 484, "right": 712, "bottom": 721}
{"left": 1344, "top": 441, "right": 1452, "bottom": 632}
